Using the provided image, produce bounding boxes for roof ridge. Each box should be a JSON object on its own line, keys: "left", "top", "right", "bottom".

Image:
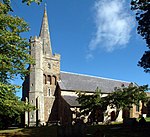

{"left": 60, "top": 71, "right": 131, "bottom": 84}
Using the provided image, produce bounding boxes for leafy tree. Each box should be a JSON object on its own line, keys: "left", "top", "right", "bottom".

{"left": 107, "top": 83, "right": 148, "bottom": 120}
{"left": 131, "top": 0, "right": 150, "bottom": 72}
{"left": 0, "top": 0, "right": 42, "bottom": 128}
{"left": 76, "top": 88, "right": 108, "bottom": 123}
{"left": 22, "top": 0, "right": 42, "bottom": 5}
{"left": 76, "top": 84, "right": 148, "bottom": 123}
{"left": 0, "top": 87, "right": 34, "bottom": 128}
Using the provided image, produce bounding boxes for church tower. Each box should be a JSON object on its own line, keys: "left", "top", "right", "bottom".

{"left": 22, "top": 6, "right": 60, "bottom": 126}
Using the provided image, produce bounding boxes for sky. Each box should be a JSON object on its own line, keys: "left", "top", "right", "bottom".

{"left": 11, "top": 0, "right": 150, "bottom": 97}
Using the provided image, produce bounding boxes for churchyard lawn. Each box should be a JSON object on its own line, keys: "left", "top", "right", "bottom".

{"left": 1, "top": 121, "right": 150, "bottom": 137}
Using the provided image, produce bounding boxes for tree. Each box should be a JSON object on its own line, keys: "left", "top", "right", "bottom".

{"left": 22, "top": 0, "right": 42, "bottom": 5}
{"left": 131, "top": 0, "right": 150, "bottom": 72}
{"left": 0, "top": 87, "right": 34, "bottom": 128}
{"left": 107, "top": 83, "right": 148, "bottom": 120}
{"left": 76, "top": 84, "right": 148, "bottom": 123}
{"left": 76, "top": 88, "right": 108, "bottom": 123}
{"left": 0, "top": 0, "right": 42, "bottom": 128}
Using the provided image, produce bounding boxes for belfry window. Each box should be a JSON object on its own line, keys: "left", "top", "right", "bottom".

{"left": 47, "top": 75, "right": 51, "bottom": 84}
{"left": 52, "top": 76, "right": 57, "bottom": 85}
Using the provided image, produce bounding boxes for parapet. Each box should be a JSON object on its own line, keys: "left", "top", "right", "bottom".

{"left": 53, "top": 53, "right": 61, "bottom": 60}
{"left": 29, "top": 36, "right": 41, "bottom": 43}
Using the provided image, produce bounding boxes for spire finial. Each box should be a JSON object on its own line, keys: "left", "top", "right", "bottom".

{"left": 44, "top": 3, "right": 47, "bottom": 17}
{"left": 39, "top": 4, "right": 52, "bottom": 56}
{"left": 44, "top": 3, "right": 47, "bottom": 11}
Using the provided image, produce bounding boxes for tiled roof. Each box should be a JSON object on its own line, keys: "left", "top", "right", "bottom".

{"left": 62, "top": 95, "right": 80, "bottom": 107}
{"left": 58, "top": 71, "right": 130, "bottom": 93}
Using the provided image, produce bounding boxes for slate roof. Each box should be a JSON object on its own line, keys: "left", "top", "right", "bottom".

{"left": 62, "top": 95, "right": 80, "bottom": 107}
{"left": 58, "top": 71, "right": 131, "bottom": 93}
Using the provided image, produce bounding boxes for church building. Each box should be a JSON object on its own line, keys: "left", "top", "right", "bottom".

{"left": 22, "top": 7, "right": 142, "bottom": 126}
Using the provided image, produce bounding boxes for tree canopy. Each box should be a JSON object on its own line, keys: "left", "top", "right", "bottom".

{"left": 131, "top": 0, "right": 150, "bottom": 72}
{"left": 0, "top": 0, "right": 42, "bottom": 128}
{"left": 76, "top": 88, "right": 108, "bottom": 116}
{"left": 107, "top": 83, "right": 148, "bottom": 120}
{"left": 76, "top": 83, "right": 148, "bottom": 123}
{"left": 76, "top": 88, "right": 108, "bottom": 123}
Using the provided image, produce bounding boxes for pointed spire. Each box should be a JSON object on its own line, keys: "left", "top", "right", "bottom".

{"left": 39, "top": 4, "right": 52, "bottom": 56}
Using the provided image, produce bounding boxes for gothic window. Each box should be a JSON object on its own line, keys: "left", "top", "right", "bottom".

{"left": 51, "top": 75, "right": 57, "bottom": 85}
{"left": 47, "top": 75, "right": 51, "bottom": 84}
{"left": 43, "top": 74, "right": 46, "bottom": 84}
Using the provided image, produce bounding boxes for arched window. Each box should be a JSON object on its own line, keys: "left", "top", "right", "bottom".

{"left": 47, "top": 75, "right": 51, "bottom": 84}
{"left": 51, "top": 75, "right": 57, "bottom": 85}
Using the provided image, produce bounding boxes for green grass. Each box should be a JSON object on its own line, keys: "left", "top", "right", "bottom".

{"left": 0, "top": 126, "right": 57, "bottom": 137}
{"left": 0, "top": 128, "right": 23, "bottom": 133}
{"left": 145, "top": 117, "right": 150, "bottom": 122}
{"left": 137, "top": 117, "right": 150, "bottom": 122}
{"left": 1, "top": 123, "right": 150, "bottom": 137}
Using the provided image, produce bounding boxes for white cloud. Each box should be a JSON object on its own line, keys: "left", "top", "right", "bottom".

{"left": 88, "top": 0, "right": 135, "bottom": 53}
{"left": 86, "top": 52, "right": 94, "bottom": 60}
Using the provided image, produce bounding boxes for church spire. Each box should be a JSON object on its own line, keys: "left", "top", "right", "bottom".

{"left": 39, "top": 4, "right": 52, "bottom": 56}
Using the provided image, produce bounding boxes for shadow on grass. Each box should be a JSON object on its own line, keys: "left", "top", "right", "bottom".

{"left": 0, "top": 126, "right": 58, "bottom": 137}
{"left": 21, "top": 126, "right": 58, "bottom": 137}
{"left": 1, "top": 123, "right": 150, "bottom": 137}
{"left": 87, "top": 122, "right": 150, "bottom": 137}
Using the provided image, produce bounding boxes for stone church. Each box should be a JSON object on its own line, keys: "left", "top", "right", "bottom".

{"left": 22, "top": 8, "right": 142, "bottom": 126}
